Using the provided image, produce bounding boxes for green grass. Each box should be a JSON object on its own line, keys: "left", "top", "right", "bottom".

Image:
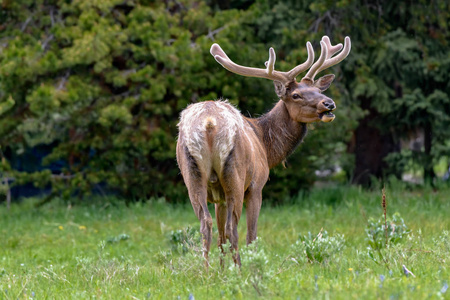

{"left": 1, "top": 185, "right": 449, "bottom": 299}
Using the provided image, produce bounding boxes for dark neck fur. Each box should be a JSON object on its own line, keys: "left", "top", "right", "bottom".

{"left": 256, "top": 100, "right": 307, "bottom": 168}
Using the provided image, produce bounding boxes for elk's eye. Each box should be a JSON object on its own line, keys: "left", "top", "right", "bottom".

{"left": 292, "top": 93, "right": 301, "bottom": 100}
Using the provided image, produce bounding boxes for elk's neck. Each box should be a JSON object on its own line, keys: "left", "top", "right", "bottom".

{"left": 256, "top": 100, "right": 307, "bottom": 169}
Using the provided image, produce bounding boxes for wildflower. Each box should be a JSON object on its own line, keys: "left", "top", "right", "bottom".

{"left": 402, "top": 265, "right": 416, "bottom": 278}
{"left": 348, "top": 268, "right": 353, "bottom": 271}
{"left": 79, "top": 225, "right": 87, "bottom": 230}
{"left": 58, "top": 226, "right": 63, "bottom": 230}
{"left": 188, "top": 293, "right": 194, "bottom": 300}
{"left": 379, "top": 274, "right": 385, "bottom": 288}
{"left": 441, "top": 282, "right": 448, "bottom": 294}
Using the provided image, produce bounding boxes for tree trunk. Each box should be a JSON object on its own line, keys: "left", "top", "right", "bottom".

{"left": 423, "top": 122, "right": 435, "bottom": 185}
{"left": 351, "top": 99, "right": 400, "bottom": 186}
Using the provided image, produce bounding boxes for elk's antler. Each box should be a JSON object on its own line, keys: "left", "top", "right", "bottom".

{"left": 210, "top": 36, "right": 351, "bottom": 84}
{"left": 302, "top": 36, "right": 351, "bottom": 82}
{"left": 210, "top": 42, "right": 315, "bottom": 84}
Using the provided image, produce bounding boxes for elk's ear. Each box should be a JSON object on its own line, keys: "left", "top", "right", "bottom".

{"left": 314, "top": 74, "right": 335, "bottom": 92}
{"left": 274, "top": 81, "right": 286, "bottom": 98}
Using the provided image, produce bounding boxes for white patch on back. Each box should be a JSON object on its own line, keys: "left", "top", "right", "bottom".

{"left": 178, "top": 101, "right": 250, "bottom": 168}
{"left": 178, "top": 104, "right": 206, "bottom": 161}
{"left": 213, "top": 101, "right": 245, "bottom": 163}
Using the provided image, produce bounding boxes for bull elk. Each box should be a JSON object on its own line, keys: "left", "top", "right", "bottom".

{"left": 176, "top": 36, "right": 351, "bottom": 266}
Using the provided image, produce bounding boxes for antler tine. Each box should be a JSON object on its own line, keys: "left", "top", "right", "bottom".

{"left": 303, "top": 40, "right": 328, "bottom": 81}
{"left": 210, "top": 43, "right": 231, "bottom": 61}
{"left": 309, "top": 36, "right": 351, "bottom": 81}
{"left": 322, "top": 36, "right": 343, "bottom": 59}
{"left": 286, "top": 42, "right": 315, "bottom": 80}
{"left": 264, "top": 47, "right": 276, "bottom": 75}
{"left": 210, "top": 43, "right": 289, "bottom": 83}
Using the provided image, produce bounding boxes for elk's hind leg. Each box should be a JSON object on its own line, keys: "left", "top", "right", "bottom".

{"left": 215, "top": 203, "right": 227, "bottom": 267}
{"left": 221, "top": 170, "right": 245, "bottom": 266}
{"left": 186, "top": 185, "right": 213, "bottom": 268}
{"left": 179, "top": 148, "right": 213, "bottom": 268}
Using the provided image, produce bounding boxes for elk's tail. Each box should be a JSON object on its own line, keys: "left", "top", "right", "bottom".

{"left": 204, "top": 116, "right": 216, "bottom": 132}
{"left": 203, "top": 116, "right": 217, "bottom": 152}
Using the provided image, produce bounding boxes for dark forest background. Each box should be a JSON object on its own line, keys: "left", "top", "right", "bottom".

{"left": 0, "top": 0, "right": 449, "bottom": 203}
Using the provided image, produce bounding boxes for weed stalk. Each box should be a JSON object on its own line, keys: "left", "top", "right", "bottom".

{"left": 382, "top": 186, "right": 387, "bottom": 248}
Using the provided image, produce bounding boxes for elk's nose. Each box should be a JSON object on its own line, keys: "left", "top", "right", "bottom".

{"left": 322, "top": 99, "right": 336, "bottom": 110}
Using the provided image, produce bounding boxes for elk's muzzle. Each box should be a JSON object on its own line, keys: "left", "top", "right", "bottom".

{"left": 318, "top": 99, "right": 336, "bottom": 122}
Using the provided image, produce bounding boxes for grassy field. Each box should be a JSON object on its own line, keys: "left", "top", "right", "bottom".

{"left": 1, "top": 184, "right": 449, "bottom": 299}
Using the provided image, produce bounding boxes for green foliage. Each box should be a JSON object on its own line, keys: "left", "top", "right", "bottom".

{"left": 0, "top": 0, "right": 358, "bottom": 202}
{"left": 366, "top": 212, "right": 411, "bottom": 263}
{"left": 366, "top": 212, "right": 411, "bottom": 248}
{"left": 337, "top": 0, "right": 450, "bottom": 182}
{"left": 106, "top": 233, "right": 131, "bottom": 244}
{"left": 168, "top": 225, "right": 201, "bottom": 253}
{"left": 0, "top": 180, "right": 7, "bottom": 196}
{"left": 0, "top": 0, "right": 228, "bottom": 200}
{"left": 0, "top": 95, "right": 15, "bottom": 116}
{"left": 292, "top": 229, "right": 345, "bottom": 264}
{"left": 1, "top": 187, "right": 450, "bottom": 298}
{"left": 0, "top": 0, "right": 449, "bottom": 201}
{"left": 237, "top": 238, "right": 272, "bottom": 292}
{"left": 386, "top": 86, "right": 450, "bottom": 179}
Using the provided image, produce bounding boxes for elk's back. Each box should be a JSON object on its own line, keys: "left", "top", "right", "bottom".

{"left": 177, "top": 100, "right": 248, "bottom": 170}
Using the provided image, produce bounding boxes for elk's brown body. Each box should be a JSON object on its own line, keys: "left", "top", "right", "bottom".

{"left": 176, "top": 36, "right": 351, "bottom": 266}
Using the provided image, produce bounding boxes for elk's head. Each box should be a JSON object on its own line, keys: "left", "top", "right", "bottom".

{"left": 210, "top": 36, "right": 351, "bottom": 123}
{"left": 274, "top": 75, "right": 336, "bottom": 123}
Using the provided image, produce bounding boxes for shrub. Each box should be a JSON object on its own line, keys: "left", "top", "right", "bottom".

{"left": 365, "top": 212, "right": 411, "bottom": 264}
{"left": 366, "top": 212, "right": 411, "bottom": 250}
{"left": 292, "top": 229, "right": 345, "bottom": 264}
{"left": 168, "top": 226, "right": 201, "bottom": 254}
{"left": 106, "top": 233, "right": 130, "bottom": 244}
